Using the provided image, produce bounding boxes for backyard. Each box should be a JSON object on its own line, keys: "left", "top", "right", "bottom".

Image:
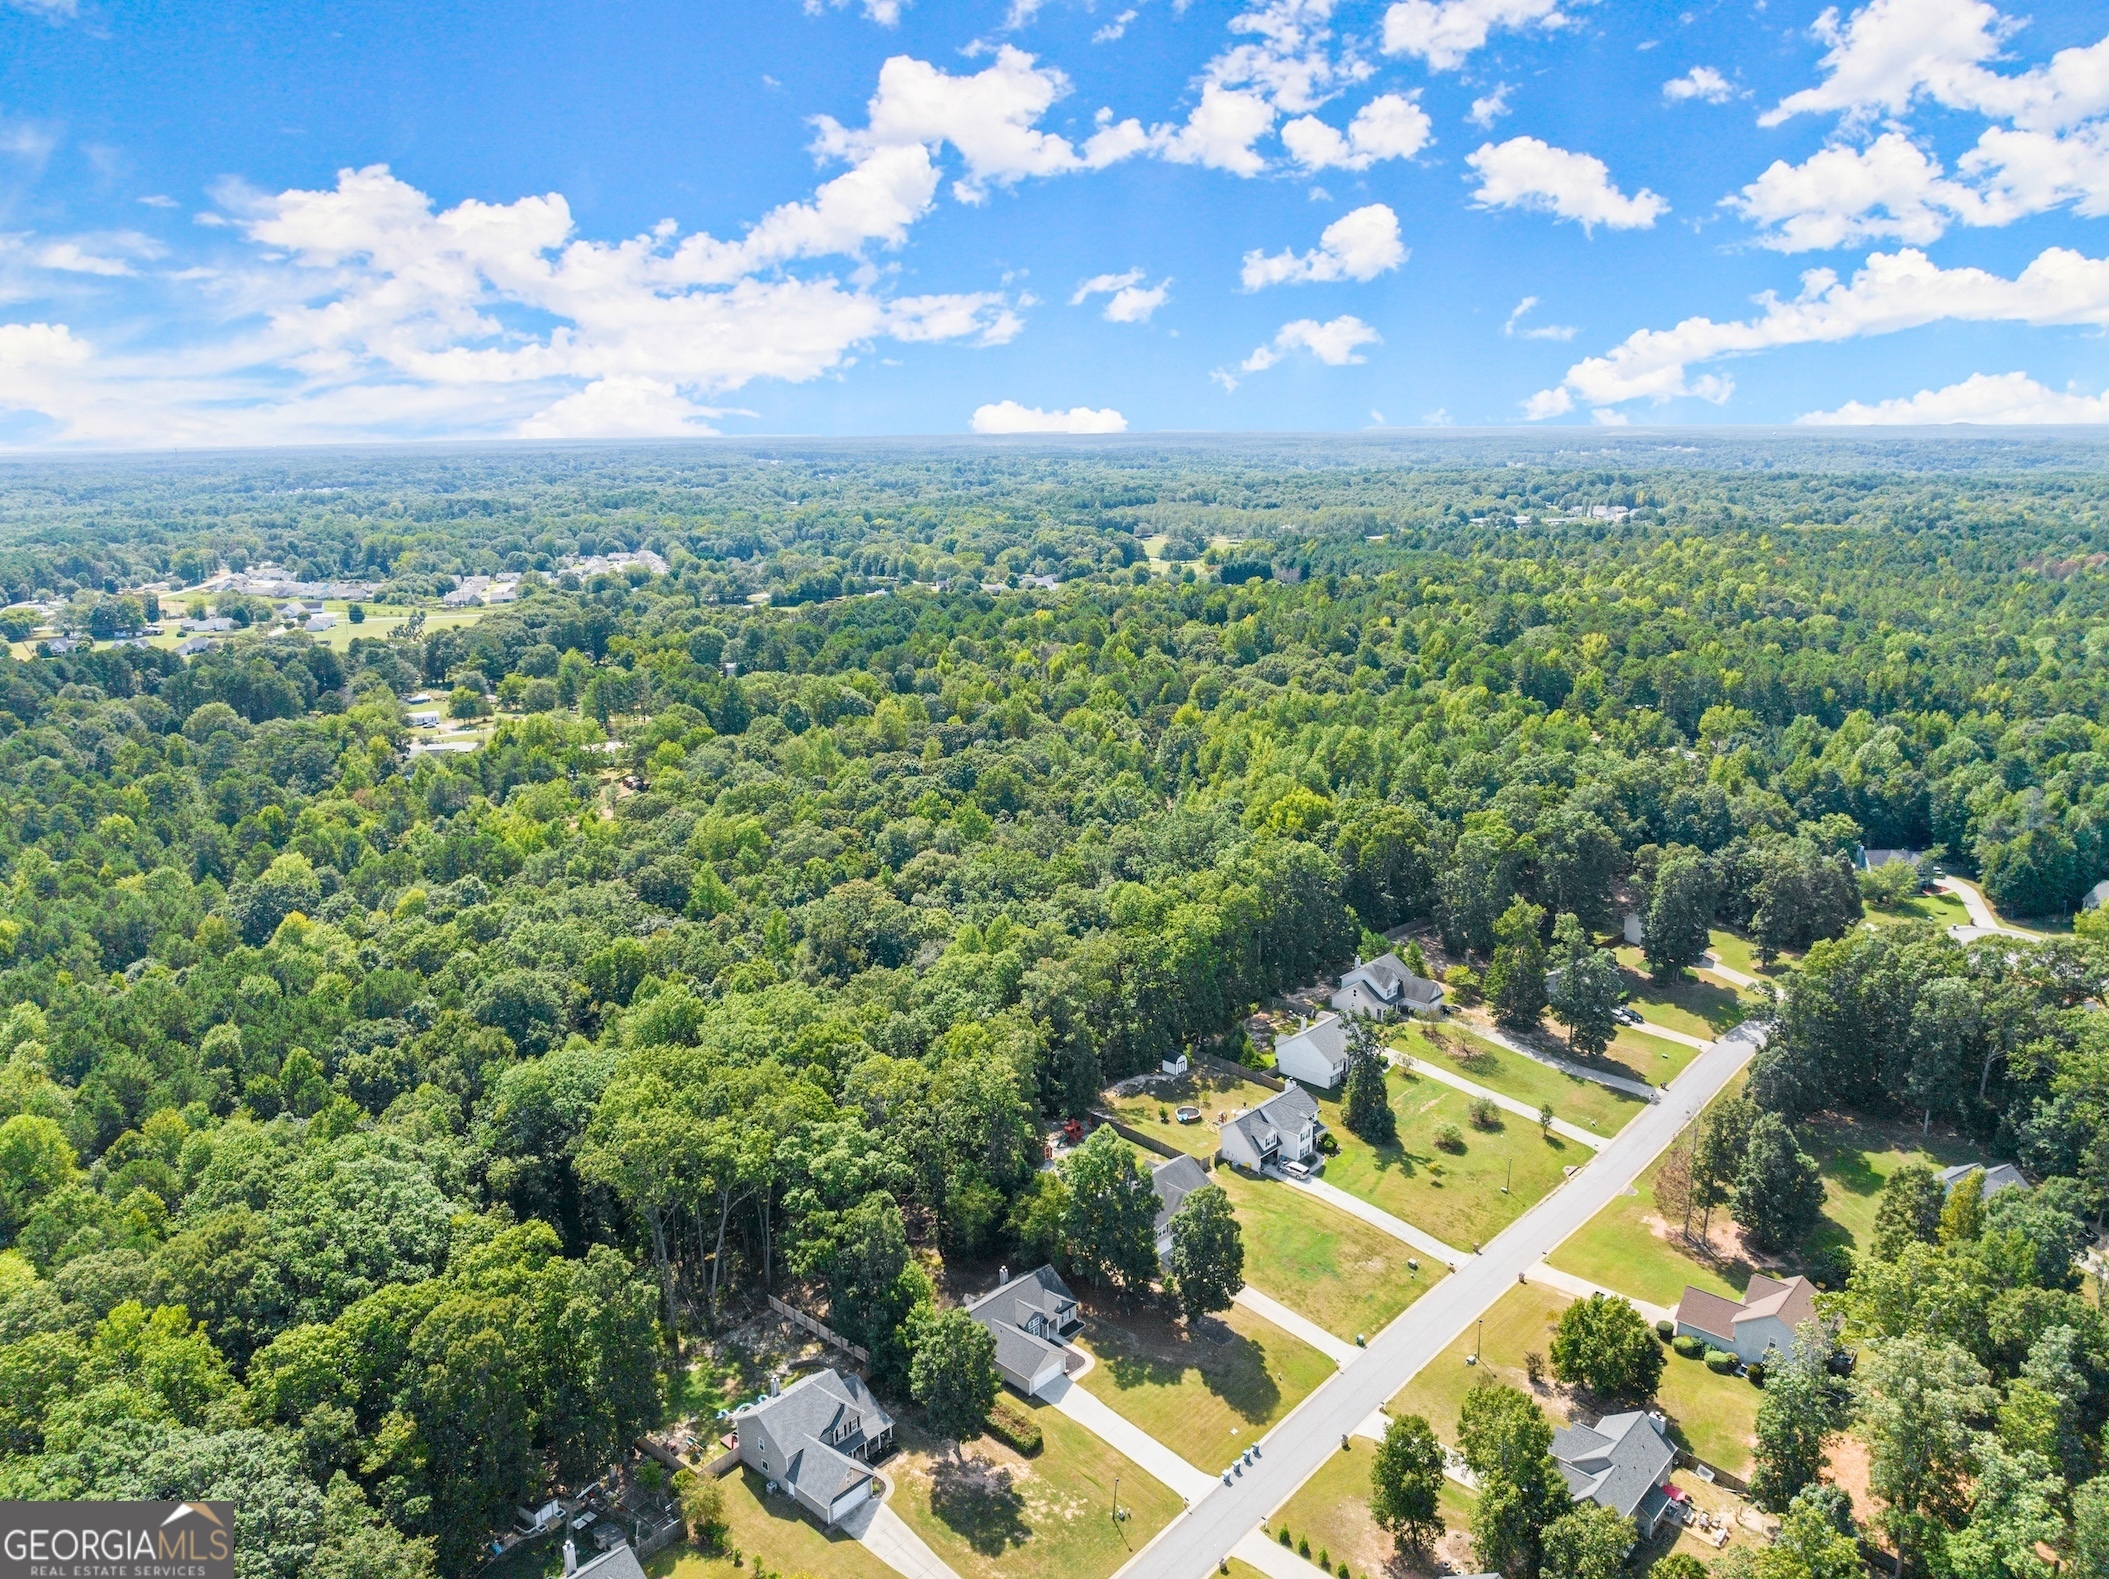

{"left": 886, "top": 1405, "right": 1185, "bottom": 1579}
{"left": 1101, "top": 1066, "right": 1284, "bottom": 1160}
{"left": 1388, "top": 1022, "right": 1646, "bottom": 1140}
{"left": 1267, "top": 1433, "right": 1476, "bottom": 1579}
{"left": 1313, "top": 1073, "right": 1579, "bottom": 1252}
{"left": 1213, "top": 1167, "right": 1438, "bottom": 1341}
{"left": 1076, "top": 1299, "right": 1337, "bottom": 1467}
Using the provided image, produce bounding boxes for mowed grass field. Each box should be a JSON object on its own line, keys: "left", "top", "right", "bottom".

{"left": 1077, "top": 1300, "right": 1336, "bottom": 1467}
{"left": 1214, "top": 1167, "right": 1438, "bottom": 1341}
{"left": 1610, "top": 950, "right": 1759, "bottom": 1038}
{"left": 1388, "top": 1022, "right": 1646, "bottom": 1139}
{"left": 888, "top": 1405, "right": 1185, "bottom": 1579}
{"left": 1314, "top": 1072, "right": 1582, "bottom": 1251}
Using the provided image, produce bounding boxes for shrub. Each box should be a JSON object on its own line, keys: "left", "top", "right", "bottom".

{"left": 1746, "top": 1361, "right": 1766, "bottom": 1387}
{"left": 1705, "top": 1348, "right": 1737, "bottom": 1373}
{"left": 1280, "top": 1528, "right": 1292, "bottom": 1547}
{"left": 1299, "top": 1537, "right": 1311, "bottom": 1558}
{"left": 1656, "top": 1319, "right": 1674, "bottom": 1341}
{"left": 1434, "top": 1123, "right": 1466, "bottom": 1153}
{"left": 1318, "top": 1132, "right": 1340, "bottom": 1155}
{"left": 1468, "top": 1097, "right": 1500, "bottom": 1129}
{"left": 1672, "top": 1333, "right": 1704, "bottom": 1358}
{"left": 985, "top": 1399, "right": 1043, "bottom": 1455}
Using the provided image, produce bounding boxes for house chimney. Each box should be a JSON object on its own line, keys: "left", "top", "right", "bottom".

{"left": 769, "top": 1374, "right": 781, "bottom": 1398}
{"left": 998, "top": 1265, "right": 1009, "bottom": 1288}
{"left": 563, "top": 1538, "right": 578, "bottom": 1576}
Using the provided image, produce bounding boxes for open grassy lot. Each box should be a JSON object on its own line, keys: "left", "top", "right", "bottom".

{"left": 1101, "top": 1067, "right": 1282, "bottom": 1160}
{"left": 1389, "top": 1283, "right": 1758, "bottom": 1479}
{"left": 1077, "top": 1299, "right": 1337, "bottom": 1466}
{"left": 1215, "top": 1167, "right": 1438, "bottom": 1341}
{"left": 1389, "top": 1022, "right": 1646, "bottom": 1139}
{"left": 1314, "top": 1073, "right": 1580, "bottom": 1251}
{"left": 887, "top": 1406, "right": 1184, "bottom": 1579}
{"left": 1269, "top": 1435, "right": 1475, "bottom": 1579}
{"left": 1705, "top": 929, "right": 1798, "bottom": 983}
{"left": 1548, "top": 1078, "right": 1753, "bottom": 1309}
{"left": 643, "top": 1466, "right": 897, "bottom": 1579}
{"left": 1610, "top": 950, "right": 1757, "bottom": 1038}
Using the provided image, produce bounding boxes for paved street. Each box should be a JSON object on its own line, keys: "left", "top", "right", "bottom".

{"left": 1111, "top": 1020, "right": 1768, "bottom": 1579}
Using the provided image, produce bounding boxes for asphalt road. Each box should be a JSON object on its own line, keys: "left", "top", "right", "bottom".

{"left": 1114, "top": 1020, "right": 1769, "bottom": 1579}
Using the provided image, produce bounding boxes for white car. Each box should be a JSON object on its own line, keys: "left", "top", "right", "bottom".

{"left": 1281, "top": 1160, "right": 1311, "bottom": 1180}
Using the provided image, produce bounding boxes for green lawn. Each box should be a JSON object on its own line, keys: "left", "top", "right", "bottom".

{"left": 1705, "top": 929, "right": 1798, "bottom": 983}
{"left": 1215, "top": 1168, "right": 1438, "bottom": 1341}
{"left": 1796, "top": 1110, "right": 1994, "bottom": 1259}
{"left": 1387, "top": 1283, "right": 1758, "bottom": 1478}
{"left": 1314, "top": 1073, "right": 1581, "bottom": 1252}
{"left": 1077, "top": 1300, "right": 1336, "bottom": 1468}
{"left": 1548, "top": 1079, "right": 1754, "bottom": 1309}
{"left": 1602, "top": 1027, "right": 1703, "bottom": 1087}
{"left": 1860, "top": 890, "right": 1973, "bottom": 931}
{"left": 1101, "top": 1067, "right": 1282, "bottom": 1160}
{"left": 644, "top": 1467, "right": 897, "bottom": 1579}
{"left": 1269, "top": 1434, "right": 1475, "bottom": 1579}
{"left": 887, "top": 1405, "right": 1185, "bottom": 1579}
{"left": 1389, "top": 1022, "right": 1646, "bottom": 1139}
{"left": 1611, "top": 950, "right": 1757, "bottom": 1037}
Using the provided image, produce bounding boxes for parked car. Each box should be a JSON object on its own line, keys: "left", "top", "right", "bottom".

{"left": 1282, "top": 1159, "right": 1312, "bottom": 1180}
{"left": 1612, "top": 1006, "right": 1643, "bottom": 1025}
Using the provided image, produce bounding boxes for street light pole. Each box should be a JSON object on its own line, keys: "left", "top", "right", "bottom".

{"left": 1475, "top": 1317, "right": 1483, "bottom": 1363}
{"left": 1113, "top": 1474, "right": 1120, "bottom": 1525}
{"left": 1503, "top": 1158, "right": 1513, "bottom": 1195}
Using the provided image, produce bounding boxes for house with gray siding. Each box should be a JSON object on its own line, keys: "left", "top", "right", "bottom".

{"left": 730, "top": 1369, "right": 893, "bottom": 1528}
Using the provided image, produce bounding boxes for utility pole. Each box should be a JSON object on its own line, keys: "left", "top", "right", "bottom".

{"left": 1503, "top": 1158, "right": 1512, "bottom": 1195}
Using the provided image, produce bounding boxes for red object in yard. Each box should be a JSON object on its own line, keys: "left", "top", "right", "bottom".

{"left": 1062, "top": 1118, "right": 1084, "bottom": 1144}
{"left": 1664, "top": 1485, "right": 1688, "bottom": 1503}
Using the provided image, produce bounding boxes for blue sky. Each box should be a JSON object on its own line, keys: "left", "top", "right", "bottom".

{"left": 3, "top": 0, "right": 2108, "bottom": 444}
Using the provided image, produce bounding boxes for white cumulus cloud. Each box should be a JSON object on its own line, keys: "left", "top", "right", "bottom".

{"left": 1663, "top": 66, "right": 1735, "bottom": 103}
{"left": 1504, "top": 295, "right": 1576, "bottom": 340}
{"left": 1730, "top": 131, "right": 1988, "bottom": 251}
{"left": 1241, "top": 203, "right": 1406, "bottom": 288}
{"left": 1381, "top": 0, "right": 1569, "bottom": 72}
{"left": 1467, "top": 138, "right": 1668, "bottom": 230}
{"left": 1469, "top": 84, "right": 1512, "bottom": 127}
{"left": 1280, "top": 93, "right": 1432, "bottom": 171}
{"left": 1071, "top": 268, "right": 1172, "bottom": 322}
{"left": 1799, "top": 370, "right": 2109, "bottom": 424}
{"left": 1237, "top": 314, "right": 1381, "bottom": 376}
{"left": 1526, "top": 243, "right": 2109, "bottom": 419}
{"left": 970, "top": 400, "right": 1128, "bottom": 432}
{"left": 518, "top": 378, "right": 724, "bottom": 439}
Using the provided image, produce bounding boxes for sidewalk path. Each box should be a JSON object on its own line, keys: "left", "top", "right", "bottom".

{"left": 1232, "top": 1527, "right": 1346, "bottom": 1579}
{"left": 1523, "top": 1261, "right": 1676, "bottom": 1328}
{"left": 1234, "top": 1285, "right": 1360, "bottom": 1367}
{"left": 1467, "top": 1022, "right": 1659, "bottom": 1101}
{"left": 1113, "top": 1019, "right": 1768, "bottom": 1579}
{"left": 1042, "top": 1373, "right": 1219, "bottom": 1502}
{"left": 1399, "top": 1057, "right": 1605, "bottom": 1147}
{"left": 1622, "top": 1019, "right": 1711, "bottom": 1051}
{"left": 1269, "top": 1168, "right": 1470, "bottom": 1264}
{"left": 841, "top": 1495, "right": 966, "bottom": 1579}
{"left": 1699, "top": 953, "right": 1761, "bottom": 991}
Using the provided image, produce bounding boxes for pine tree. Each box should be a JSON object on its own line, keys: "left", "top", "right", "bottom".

{"left": 1341, "top": 1013, "right": 1397, "bottom": 1145}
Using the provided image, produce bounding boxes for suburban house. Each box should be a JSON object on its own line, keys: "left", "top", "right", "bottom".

{"left": 1940, "top": 1161, "right": 2029, "bottom": 1199}
{"left": 1330, "top": 953, "right": 1446, "bottom": 1020}
{"left": 561, "top": 1540, "right": 647, "bottom": 1579}
{"left": 1859, "top": 847, "right": 1922, "bottom": 871}
{"left": 1272, "top": 1014, "right": 1352, "bottom": 1088}
{"left": 1150, "top": 1154, "right": 1211, "bottom": 1257}
{"left": 1216, "top": 1086, "right": 1326, "bottom": 1173}
{"left": 965, "top": 1265, "right": 1082, "bottom": 1399}
{"left": 1674, "top": 1274, "right": 1822, "bottom": 1365}
{"left": 1551, "top": 1410, "right": 1678, "bottom": 1538}
{"left": 729, "top": 1368, "right": 894, "bottom": 1529}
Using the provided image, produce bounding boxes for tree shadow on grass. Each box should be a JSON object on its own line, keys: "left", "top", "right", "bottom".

{"left": 929, "top": 1454, "right": 1031, "bottom": 1556}
{"left": 1091, "top": 1310, "right": 1282, "bottom": 1424}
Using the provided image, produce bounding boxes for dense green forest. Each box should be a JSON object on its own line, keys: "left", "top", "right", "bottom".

{"left": 2, "top": 438, "right": 2109, "bottom": 1577}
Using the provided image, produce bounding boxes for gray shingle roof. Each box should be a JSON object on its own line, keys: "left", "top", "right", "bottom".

{"left": 573, "top": 1544, "right": 649, "bottom": 1579}
{"left": 737, "top": 1369, "right": 891, "bottom": 1500}
{"left": 1152, "top": 1154, "right": 1211, "bottom": 1236}
{"left": 967, "top": 1264, "right": 1079, "bottom": 1330}
{"left": 1939, "top": 1162, "right": 2028, "bottom": 1198}
{"left": 1224, "top": 1084, "right": 1321, "bottom": 1151}
{"left": 1340, "top": 954, "right": 1444, "bottom": 1006}
{"left": 1551, "top": 1411, "right": 1675, "bottom": 1521}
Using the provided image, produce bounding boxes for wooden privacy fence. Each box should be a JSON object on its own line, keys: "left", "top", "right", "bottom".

{"left": 768, "top": 1295, "right": 871, "bottom": 1363}
{"left": 1198, "top": 1052, "right": 1284, "bottom": 1090}
{"left": 1088, "top": 1111, "right": 1213, "bottom": 1169}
